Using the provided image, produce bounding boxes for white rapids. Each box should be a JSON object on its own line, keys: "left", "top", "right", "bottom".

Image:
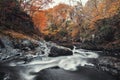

{"left": 7, "top": 42, "right": 99, "bottom": 80}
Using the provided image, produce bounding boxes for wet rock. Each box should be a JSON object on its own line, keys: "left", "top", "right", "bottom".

{"left": 0, "top": 48, "right": 23, "bottom": 61}
{"left": 0, "top": 36, "right": 13, "bottom": 48}
{"left": 0, "top": 39, "right": 5, "bottom": 48}
{"left": 97, "top": 56, "right": 120, "bottom": 79}
{"left": 49, "top": 46, "right": 73, "bottom": 57}
{"left": 21, "top": 40, "right": 32, "bottom": 47}
{"left": 13, "top": 39, "right": 39, "bottom": 51}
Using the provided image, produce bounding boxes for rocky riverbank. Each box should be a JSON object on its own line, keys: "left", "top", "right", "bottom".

{"left": 0, "top": 30, "right": 120, "bottom": 80}
{"left": 0, "top": 33, "right": 120, "bottom": 80}
{"left": 54, "top": 41, "right": 120, "bottom": 80}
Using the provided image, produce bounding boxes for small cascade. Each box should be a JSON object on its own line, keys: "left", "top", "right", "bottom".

{"left": 0, "top": 40, "right": 99, "bottom": 80}
{"left": 72, "top": 46, "right": 99, "bottom": 58}
{"left": 34, "top": 41, "right": 52, "bottom": 57}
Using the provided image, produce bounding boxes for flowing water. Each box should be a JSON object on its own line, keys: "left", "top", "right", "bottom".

{"left": 0, "top": 40, "right": 114, "bottom": 80}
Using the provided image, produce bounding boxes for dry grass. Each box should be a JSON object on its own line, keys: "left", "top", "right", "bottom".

{"left": 0, "top": 30, "right": 41, "bottom": 41}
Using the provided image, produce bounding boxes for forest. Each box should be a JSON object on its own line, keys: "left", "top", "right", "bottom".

{"left": 0, "top": 0, "right": 120, "bottom": 80}
{"left": 1, "top": 0, "right": 120, "bottom": 50}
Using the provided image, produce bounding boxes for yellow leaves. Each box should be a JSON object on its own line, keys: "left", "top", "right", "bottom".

{"left": 89, "top": 0, "right": 120, "bottom": 19}
{"left": 41, "top": 3, "right": 72, "bottom": 36}
{"left": 107, "top": 1, "right": 120, "bottom": 16}
{"left": 88, "top": 0, "right": 120, "bottom": 30}
{"left": 28, "top": 3, "right": 74, "bottom": 37}
{"left": 27, "top": 0, "right": 120, "bottom": 41}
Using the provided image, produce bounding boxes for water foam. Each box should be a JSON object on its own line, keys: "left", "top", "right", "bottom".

{"left": 7, "top": 40, "right": 99, "bottom": 80}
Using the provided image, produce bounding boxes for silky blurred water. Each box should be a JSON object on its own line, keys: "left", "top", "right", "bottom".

{"left": 7, "top": 42, "right": 99, "bottom": 80}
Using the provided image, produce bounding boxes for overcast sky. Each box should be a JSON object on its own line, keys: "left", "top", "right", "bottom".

{"left": 49, "top": 0, "right": 88, "bottom": 8}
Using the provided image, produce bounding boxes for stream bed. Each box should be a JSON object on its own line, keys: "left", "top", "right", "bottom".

{"left": 0, "top": 37, "right": 119, "bottom": 80}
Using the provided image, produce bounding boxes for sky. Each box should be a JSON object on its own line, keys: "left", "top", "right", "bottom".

{"left": 49, "top": 0, "right": 88, "bottom": 8}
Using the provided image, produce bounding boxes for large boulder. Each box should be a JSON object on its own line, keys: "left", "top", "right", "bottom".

{"left": 49, "top": 46, "right": 73, "bottom": 57}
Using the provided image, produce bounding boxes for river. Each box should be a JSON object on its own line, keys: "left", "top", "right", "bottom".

{"left": 0, "top": 40, "right": 117, "bottom": 80}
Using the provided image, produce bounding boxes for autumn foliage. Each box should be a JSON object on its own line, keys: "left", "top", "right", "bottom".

{"left": 32, "top": 11, "right": 48, "bottom": 33}
{"left": 27, "top": 0, "right": 120, "bottom": 42}
{"left": 1, "top": 0, "right": 120, "bottom": 43}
